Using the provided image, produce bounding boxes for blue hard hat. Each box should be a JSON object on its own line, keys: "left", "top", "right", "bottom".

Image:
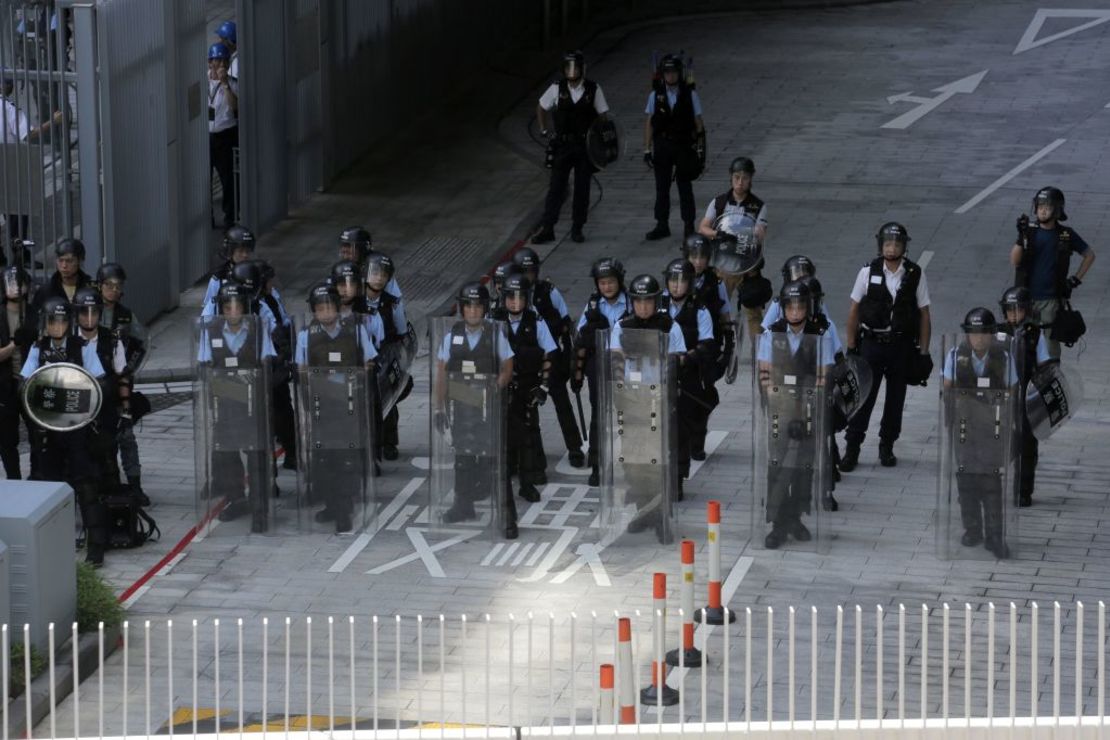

{"left": 216, "top": 20, "right": 237, "bottom": 45}
{"left": 208, "top": 42, "right": 231, "bottom": 61}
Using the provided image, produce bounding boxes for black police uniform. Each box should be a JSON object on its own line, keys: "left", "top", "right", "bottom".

{"left": 26, "top": 335, "right": 110, "bottom": 559}
{"left": 576, "top": 292, "right": 628, "bottom": 476}
{"left": 304, "top": 318, "right": 366, "bottom": 527}
{"left": 1003, "top": 319, "right": 1041, "bottom": 506}
{"left": 661, "top": 293, "right": 715, "bottom": 486}
{"left": 649, "top": 79, "right": 698, "bottom": 231}
{"left": 950, "top": 343, "right": 1011, "bottom": 548}
{"left": 375, "top": 291, "right": 414, "bottom": 455}
{"left": 493, "top": 307, "right": 548, "bottom": 497}
{"left": 0, "top": 297, "right": 40, "bottom": 479}
{"left": 532, "top": 279, "right": 582, "bottom": 458}
{"left": 259, "top": 290, "right": 297, "bottom": 469}
{"left": 443, "top": 320, "right": 516, "bottom": 530}
{"left": 765, "top": 317, "right": 825, "bottom": 535}
{"left": 847, "top": 256, "right": 924, "bottom": 452}
{"left": 85, "top": 326, "right": 125, "bottom": 494}
{"left": 541, "top": 79, "right": 601, "bottom": 234}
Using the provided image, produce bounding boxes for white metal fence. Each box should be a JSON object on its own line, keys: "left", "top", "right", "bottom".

{"left": 4, "top": 601, "right": 1110, "bottom": 738}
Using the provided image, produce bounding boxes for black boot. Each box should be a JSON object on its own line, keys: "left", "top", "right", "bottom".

{"left": 839, "top": 443, "right": 860, "bottom": 472}
{"left": 532, "top": 226, "right": 556, "bottom": 244}
{"left": 878, "top": 442, "right": 897, "bottom": 467}
{"left": 128, "top": 476, "right": 150, "bottom": 507}
{"left": 570, "top": 224, "right": 585, "bottom": 243}
{"left": 645, "top": 222, "right": 670, "bottom": 241}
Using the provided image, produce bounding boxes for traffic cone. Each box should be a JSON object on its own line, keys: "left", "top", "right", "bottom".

{"left": 667, "top": 540, "right": 703, "bottom": 667}
{"left": 695, "top": 500, "right": 735, "bottom": 624}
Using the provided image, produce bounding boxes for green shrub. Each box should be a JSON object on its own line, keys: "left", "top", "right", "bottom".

{"left": 8, "top": 642, "right": 45, "bottom": 699}
{"left": 76, "top": 561, "right": 124, "bottom": 634}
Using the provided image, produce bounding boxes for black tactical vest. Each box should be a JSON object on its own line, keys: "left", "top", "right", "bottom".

{"left": 446, "top": 322, "right": 497, "bottom": 375}
{"left": 767, "top": 318, "right": 824, "bottom": 385}
{"left": 553, "top": 79, "right": 598, "bottom": 139}
{"left": 35, "top": 335, "right": 85, "bottom": 367}
{"left": 376, "top": 292, "right": 401, "bottom": 341}
{"left": 619, "top": 311, "right": 673, "bottom": 333}
{"left": 531, "top": 280, "right": 564, "bottom": 336}
{"left": 953, "top": 344, "right": 1008, "bottom": 389}
{"left": 306, "top": 319, "right": 361, "bottom": 366}
{"left": 858, "top": 257, "right": 921, "bottom": 338}
{"left": 504, "top": 311, "right": 545, "bottom": 380}
{"left": 1016, "top": 225, "right": 1078, "bottom": 298}
{"left": 650, "top": 81, "right": 696, "bottom": 139}
{"left": 207, "top": 320, "right": 260, "bottom": 369}
{"left": 661, "top": 295, "right": 700, "bottom": 351}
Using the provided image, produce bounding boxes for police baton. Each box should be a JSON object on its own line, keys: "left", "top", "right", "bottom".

{"left": 575, "top": 389, "right": 588, "bottom": 442}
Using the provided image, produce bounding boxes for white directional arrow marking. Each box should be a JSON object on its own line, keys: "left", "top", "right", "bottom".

{"left": 1013, "top": 9, "right": 1110, "bottom": 55}
{"left": 881, "top": 70, "right": 989, "bottom": 130}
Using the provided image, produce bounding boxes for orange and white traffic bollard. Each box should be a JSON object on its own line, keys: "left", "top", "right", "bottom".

{"left": 640, "top": 573, "right": 679, "bottom": 705}
{"left": 616, "top": 617, "right": 636, "bottom": 724}
{"left": 599, "top": 663, "right": 615, "bottom": 724}
{"left": 696, "top": 500, "right": 735, "bottom": 624}
{"left": 667, "top": 540, "right": 703, "bottom": 667}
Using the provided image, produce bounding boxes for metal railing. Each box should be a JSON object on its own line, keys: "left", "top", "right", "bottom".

{"left": 3, "top": 600, "right": 1110, "bottom": 737}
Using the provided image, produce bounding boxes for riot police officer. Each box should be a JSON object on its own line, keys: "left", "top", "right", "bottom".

{"left": 1008, "top": 187, "right": 1096, "bottom": 358}
{"left": 20, "top": 297, "right": 109, "bottom": 564}
{"left": 433, "top": 283, "right": 516, "bottom": 538}
{"left": 533, "top": 51, "right": 611, "bottom": 245}
{"left": 513, "top": 247, "right": 585, "bottom": 467}
{"left": 202, "top": 225, "right": 256, "bottom": 313}
{"left": 574, "top": 257, "right": 630, "bottom": 486}
{"left": 337, "top": 226, "right": 403, "bottom": 299}
{"left": 661, "top": 258, "right": 717, "bottom": 492}
{"left": 196, "top": 282, "right": 278, "bottom": 528}
{"left": 294, "top": 282, "right": 378, "bottom": 533}
{"left": 684, "top": 235, "right": 733, "bottom": 394}
{"left": 998, "top": 286, "right": 1052, "bottom": 507}
{"left": 609, "top": 274, "right": 687, "bottom": 542}
{"left": 941, "top": 308, "right": 1019, "bottom": 559}
{"left": 842, "top": 223, "right": 932, "bottom": 470}
{"left": 364, "top": 253, "right": 414, "bottom": 461}
{"left": 331, "top": 260, "right": 386, "bottom": 348}
{"left": 0, "top": 265, "right": 37, "bottom": 479}
{"left": 255, "top": 259, "right": 297, "bottom": 470}
{"left": 490, "top": 261, "right": 522, "bottom": 314}
{"left": 493, "top": 274, "right": 556, "bottom": 503}
{"left": 756, "top": 281, "right": 835, "bottom": 549}
{"left": 72, "top": 288, "right": 130, "bottom": 497}
{"left": 643, "top": 54, "right": 705, "bottom": 241}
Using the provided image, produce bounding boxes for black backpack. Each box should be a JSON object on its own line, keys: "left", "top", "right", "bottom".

{"left": 105, "top": 491, "right": 161, "bottom": 549}
{"left": 1050, "top": 300, "right": 1086, "bottom": 347}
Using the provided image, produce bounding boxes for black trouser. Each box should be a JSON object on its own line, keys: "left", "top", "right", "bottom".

{"left": 845, "top": 336, "right": 913, "bottom": 447}
{"left": 272, "top": 382, "right": 296, "bottom": 463}
{"left": 957, "top": 471, "right": 1004, "bottom": 541}
{"left": 212, "top": 449, "right": 269, "bottom": 531}
{"left": 33, "top": 426, "right": 108, "bottom": 551}
{"left": 0, "top": 382, "right": 22, "bottom": 479}
{"left": 547, "top": 354, "right": 583, "bottom": 453}
{"left": 684, "top": 380, "right": 718, "bottom": 456}
{"left": 312, "top": 449, "right": 364, "bottom": 522}
{"left": 585, "top": 354, "right": 600, "bottom": 468}
{"left": 88, "top": 410, "right": 122, "bottom": 493}
{"left": 380, "top": 376, "right": 414, "bottom": 449}
{"left": 766, "top": 466, "right": 813, "bottom": 529}
{"left": 507, "top": 389, "right": 546, "bottom": 486}
{"left": 652, "top": 138, "right": 696, "bottom": 226}
{"left": 676, "top": 375, "right": 705, "bottom": 481}
{"left": 541, "top": 140, "right": 593, "bottom": 230}
{"left": 453, "top": 453, "right": 517, "bottom": 529}
{"left": 1019, "top": 414, "right": 1038, "bottom": 502}
{"left": 209, "top": 125, "right": 239, "bottom": 227}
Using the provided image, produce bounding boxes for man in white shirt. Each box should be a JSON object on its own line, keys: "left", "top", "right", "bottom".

{"left": 841, "top": 222, "right": 933, "bottom": 471}
{"left": 208, "top": 44, "right": 239, "bottom": 229}
{"left": 532, "top": 51, "right": 610, "bottom": 245}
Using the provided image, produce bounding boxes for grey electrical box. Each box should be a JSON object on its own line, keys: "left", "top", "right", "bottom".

{"left": 0, "top": 541, "right": 10, "bottom": 631}
{"left": 0, "top": 482, "right": 76, "bottom": 650}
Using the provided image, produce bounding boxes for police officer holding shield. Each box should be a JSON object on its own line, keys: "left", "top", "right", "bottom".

{"left": 533, "top": 51, "right": 611, "bottom": 245}
{"left": 364, "top": 253, "right": 414, "bottom": 461}
{"left": 0, "top": 266, "right": 37, "bottom": 479}
{"left": 21, "top": 297, "right": 109, "bottom": 564}
{"left": 643, "top": 54, "right": 705, "bottom": 241}
{"left": 842, "top": 223, "right": 932, "bottom": 471}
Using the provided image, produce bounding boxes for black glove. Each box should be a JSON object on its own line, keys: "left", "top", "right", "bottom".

{"left": 433, "top": 410, "right": 449, "bottom": 436}
{"left": 1016, "top": 214, "right": 1030, "bottom": 239}
{"left": 117, "top": 409, "right": 133, "bottom": 431}
{"left": 787, "top": 419, "right": 807, "bottom": 440}
{"left": 847, "top": 346, "right": 861, "bottom": 357}
{"left": 914, "top": 352, "right": 934, "bottom": 387}
{"left": 643, "top": 151, "right": 654, "bottom": 169}
{"left": 570, "top": 372, "right": 584, "bottom": 394}
{"left": 1067, "top": 275, "right": 1082, "bottom": 291}
{"left": 529, "top": 386, "right": 548, "bottom": 407}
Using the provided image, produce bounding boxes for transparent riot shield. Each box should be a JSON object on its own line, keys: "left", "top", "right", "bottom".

{"left": 192, "top": 315, "right": 278, "bottom": 537}
{"left": 427, "top": 316, "right": 505, "bottom": 538}
{"left": 294, "top": 316, "right": 376, "bottom": 535}
{"left": 936, "top": 333, "right": 1020, "bottom": 561}
{"left": 724, "top": 316, "right": 743, "bottom": 385}
{"left": 597, "top": 327, "right": 677, "bottom": 546}
{"left": 585, "top": 117, "right": 625, "bottom": 171}
{"left": 751, "top": 331, "right": 830, "bottom": 552}
{"left": 830, "top": 353, "right": 873, "bottom": 422}
{"left": 376, "top": 322, "right": 418, "bottom": 416}
{"left": 1025, "top": 362, "right": 1084, "bottom": 441}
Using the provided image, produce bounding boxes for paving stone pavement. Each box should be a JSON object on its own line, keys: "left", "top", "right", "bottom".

{"left": 32, "top": 0, "right": 1110, "bottom": 734}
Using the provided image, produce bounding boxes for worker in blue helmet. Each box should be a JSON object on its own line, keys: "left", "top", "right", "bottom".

{"left": 215, "top": 20, "right": 239, "bottom": 82}
{"left": 208, "top": 42, "right": 239, "bottom": 228}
